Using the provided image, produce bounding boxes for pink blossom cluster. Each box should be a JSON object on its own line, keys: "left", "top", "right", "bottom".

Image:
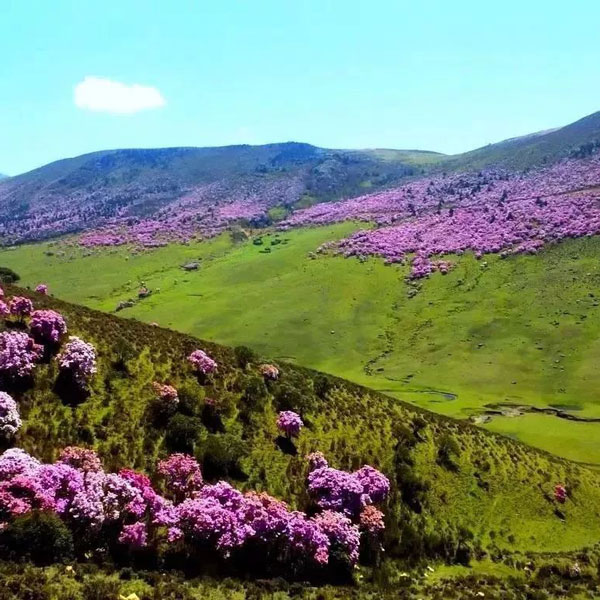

{"left": 307, "top": 460, "right": 390, "bottom": 518}
{"left": 29, "top": 309, "right": 68, "bottom": 344}
{"left": 0, "top": 446, "right": 388, "bottom": 570}
{"left": 554, "top": 484, "right": 567, "bottom": 504}
{"left": 187, "top": 349, "right": 217, "bottom": 375}
{"left": 0, "top": 331, "right": 42, "bottom": 378}
{"left": 277, "top": 411, "right": 304, "bottom": 438}
{"left": 152, "top": 382, "right": 179, "bottom": 410}
{"left": 259, "top": 363, "right": 280, "bottom": 380}
{"left": 57, "top": 336, "right": 97, "bottom": 386}
{"left": 34, "top": 284, "right": 48, "bottom": 295}
{"left": 0, "top": 392, "right": 21, "bottom": 438}
{"left": 76, "top": 177, "right": 304, "bottom": 248}
{"left": 157, "top": 453, "right": 203, "bottom": 503}
{"left": 8, "top": 296, "right": 33, "bottom": 320}
{"left": 284, "top": 155, "right": 600, "bottom": 277}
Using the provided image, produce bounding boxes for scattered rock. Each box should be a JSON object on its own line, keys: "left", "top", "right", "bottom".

{"left": 181, "top": 262, "right": 200, "bottom": 271}
{"left": 116, "top": 301, "right": 135, "bottom": 312}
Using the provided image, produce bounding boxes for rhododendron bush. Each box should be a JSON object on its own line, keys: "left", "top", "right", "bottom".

{"left": 57, "top": 336, "right": 97, "bottom": 386}
{"left": 8, "top": 296, "right": 33, "bottom": 320}
{"left": 0, "top": 446, "right": 389, "bottom": 575}
{"left": 0, "top": 392, "right": 21, "bottom": 438}
{"left": 277, "top": 410, "right": 304, "bottom": 438}
{"left": 0, "top": 331, "right": 42, "bottom": 378}
{"left": 187, "top": 349, "right": 217, "bottom": 375}
{"left": 29, "top": 309, "right": 67, "bottom": 344}
{"left": 283, "top": 155, "right": 600, "bottom": 277}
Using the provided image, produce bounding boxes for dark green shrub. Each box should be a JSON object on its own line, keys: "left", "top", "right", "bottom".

{"left": 0, "top": 511, "right": 74, "bottom": 565}
{"left": 165, "top": 414, "right": 203, "bottom": 453}
{"left": 201, "top": 433, "right": 249, "bottom": 481}
{"left": 437, "top": 434, "right": 460, "bottom": 471}
{"left": 234, "top": 345, "right": 256, "bottom": 368}
{"left": 0, "top": 267, "right": 20, "bottom": 283}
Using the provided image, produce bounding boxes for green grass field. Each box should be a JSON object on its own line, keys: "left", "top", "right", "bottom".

{"left": 5, "top": 225, "right": 600, "bottom": 464}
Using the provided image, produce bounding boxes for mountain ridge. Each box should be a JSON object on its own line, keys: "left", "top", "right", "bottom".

{"left": 0, "top": 110, "right": 599, "bottom": 246}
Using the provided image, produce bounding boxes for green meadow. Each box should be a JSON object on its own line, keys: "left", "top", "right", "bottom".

{"left": 5, "top": 224, "right": 600, "bottom": 464}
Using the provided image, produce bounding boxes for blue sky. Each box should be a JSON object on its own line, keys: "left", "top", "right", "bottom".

{"left": 1, "top": 0, "right": 599, "bottom": 175}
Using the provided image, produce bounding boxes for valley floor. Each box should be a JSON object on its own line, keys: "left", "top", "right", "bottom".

{"left": 5, "top": 224, "right": 600, "bottom": 464}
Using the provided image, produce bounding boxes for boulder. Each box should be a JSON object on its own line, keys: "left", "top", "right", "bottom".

{"left": 181, "top": 262, "right": 200, "bottom": 271}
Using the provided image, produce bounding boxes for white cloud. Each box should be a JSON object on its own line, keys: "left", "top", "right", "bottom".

{"left": 74, "top": 76, "right": 166, "bottom": 114}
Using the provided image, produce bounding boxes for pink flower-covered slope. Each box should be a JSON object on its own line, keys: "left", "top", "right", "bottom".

{"left": 79, "top": 177, "right": 304, "bottom": 248}
{"left": 283, "top": 155, "right": 600, "bottom": 277}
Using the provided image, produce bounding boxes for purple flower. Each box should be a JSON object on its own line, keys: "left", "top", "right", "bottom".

{"left": 355, "top": 465, "right": 390, "bottom": 505}
{"left": 276, "top": 411, "right": 303, "bottom": 438}
{"left": 8, "top": 296, "right": 33, "bottom": 320}
{"left": 187, "top": 349, "right": 217, "bottom": 375}
{"left": 119, "top": 521, "right": 148, "bottom": 548}
{"left": 57, "top": 336, "right": 97, "bottom": 386}
{"left": 0, "top": 331, "right": 42, "bottom": 378}
{"left": 157, "top": 453, "right": 203, "bottom": 502}
{"left": 0, "top": 392, "right": 21, "bottom": 438}
{"left": 30, "top": 309, "right": 67, "bottom": 344}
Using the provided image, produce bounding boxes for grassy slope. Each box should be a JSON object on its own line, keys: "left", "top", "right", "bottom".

{"left": 438, "top": 110, "right": 600, "bottom": 171}
{"left": 4, "top": 226, "right": 600, "bottom": 464}
{"left": 6, "top": 285, "right": 600, "bottom": 559}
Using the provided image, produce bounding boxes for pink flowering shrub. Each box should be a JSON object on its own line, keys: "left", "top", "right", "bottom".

{"left": 359, "top": 505, "right": 386, "bottom": 552}
{"left": 118, "top": 522, "right": 148, "bottom": 548}
{"left": 8, "top": 296, "right": 33, "bottom": 320}
{"left": 283, "top": 155, "right": 600, "bottom": 277}
{"left": 0, "top": 392, "right": 21, "bottom": 438}
{"left": 58, "top": 446, "right": 103, "bottom": 473}
{"left": 157, "top": 453, "right": 204, "bottom": 502}
{"left": 0, "top": 301, "right": 8, "bottom": 317}
{"left": 152, "top": 382, "right": 178, "bottom": 405}
{"left": 308, "top": 459, "right": 390, "bottom": 517}
{"left": 307, "top": 451, "right": 328, "bottom": 471}
{"left": 35, "top": 284, "right": 48, "bottom": 295}
{"left": 29, "top": 309, "right": 67, "bottom": 345}
{"left": 554, "top": 483, "right": 567, "bottom": 504}
{"left": 187, "top": 349, "right": 217, "bottom": 375}
{"left": 259, "top": 363, "right": 280, "bottom": 380}
{"left": 57, "top": 336, "right": 97, "bottom": 386}
{"left": 0, "top": 446, "right": 390, "bottom": 574}
{"left": 277, "top": 411, "right": 304, "bottom": 438}
{"left": 0, "top": 331, "right": 42, "bottom": 378}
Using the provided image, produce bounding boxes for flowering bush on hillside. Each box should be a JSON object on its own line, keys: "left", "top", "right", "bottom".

{"left": 35, "top": 284, "right": 48, "bottom": 295}
{"left": 8, "top": 296, "right": 33, "bottom": 320}
{"left": 187, "top": 349, "right": 217, "bottom": 375}
{"left": 58, "top": 446, "right": 103, "bottom": 473}
{"left": 308, "top": 461, "right": 390, "bottom": 518}
{"left": 307, "top": 451, "right": 328, "bottom": 471}
{"left": 152, "top": 381, "right": 179, "bottom": 413}
{"left": 277, "top": 411, "right": 304, "bottom": 438}
{"left": 0, "top": 331, "right": 42, "bottom": 378}
{"left": 259, "top": 363, "right": 279, "bottom": 380}
{"left": 554, "top": 484, "right": 567, "bottom": 504}
{"left": 0, "top": 446, "right": 389, "bottom": 573}
{"left": 29, "top": 309, "right": 67, "bottom": 345}
{"left": 0, "top": 301, "right": 9, "bottom": 317}
{"left": 283, "top": 155, "right": 600, "bottom": 277}
{"left": 157, "top": 453, "right": 204, "bottom": 502}
{"left": 0, "top": 392, "right": 21, "bottom": 438}
{"left": 57, "top": 336, "right": 97, "bottom": 386}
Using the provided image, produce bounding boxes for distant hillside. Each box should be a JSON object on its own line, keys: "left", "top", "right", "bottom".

{"left": 445, "top": 110, "right": 600, "bottom": 170}
{"left": 1, "top": 110, "right": 600, "bottom": 246}
{"left": 0, "top": 144, "right": 441, "bottom": 245}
